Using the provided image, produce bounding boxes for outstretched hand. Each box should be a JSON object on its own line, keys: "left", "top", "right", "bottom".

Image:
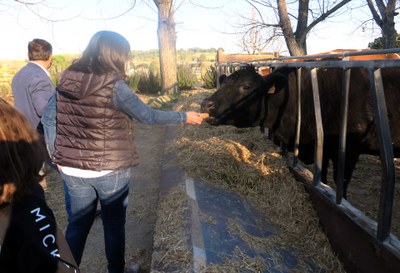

{"left": 185, "top": 111, "right": 206, "bottom": 125}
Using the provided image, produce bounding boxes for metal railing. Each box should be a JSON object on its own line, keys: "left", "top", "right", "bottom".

{"left": 216, "top": 48, "right": 400, "bottom": 243}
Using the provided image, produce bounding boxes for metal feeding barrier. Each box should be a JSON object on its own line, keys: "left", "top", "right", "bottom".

{"left": 216, "top": 48, "right": 400, "bottom": 273}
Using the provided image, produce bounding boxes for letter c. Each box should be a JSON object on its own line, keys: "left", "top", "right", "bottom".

{"left": 43, "top": 234, "right": 56, "bottom": 247}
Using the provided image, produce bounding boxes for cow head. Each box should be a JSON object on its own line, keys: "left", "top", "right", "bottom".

{"left": 200, "top": 65, "right": 269, "bottom": 128}
{"left": 200, "top": 65, "right": 291, "bottom": 129}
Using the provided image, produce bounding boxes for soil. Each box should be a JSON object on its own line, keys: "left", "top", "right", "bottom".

{"left": 44, "top": 121, "right": 166, "bottom": 273}
{"left": 331, "top": 155, "right": 400, "bottom": 237}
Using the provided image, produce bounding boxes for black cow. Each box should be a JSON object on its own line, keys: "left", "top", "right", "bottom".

{"left": 201, "top": 65, "right": 400, "bottom": 198}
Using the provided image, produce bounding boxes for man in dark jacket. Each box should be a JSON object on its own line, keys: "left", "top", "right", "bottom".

{"left": 12, "top": 38, "right": 54, "bottom": 133}
{"left": 12, "top": 38, "right": 56, "bottom": 179}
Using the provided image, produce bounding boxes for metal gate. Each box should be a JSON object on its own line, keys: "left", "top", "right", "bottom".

{"left": 216, "top": 48, "right": 400, "bottom": 273}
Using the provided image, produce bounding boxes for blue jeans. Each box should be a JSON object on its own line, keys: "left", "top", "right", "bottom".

{"left": 45, "top": 160, "right": 72, "bottom": 216}
{"left": 61, "top": 168, "right": 132, "bottom": 273}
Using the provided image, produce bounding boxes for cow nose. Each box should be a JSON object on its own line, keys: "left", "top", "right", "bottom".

{"left": 201, "top": 99, "right": 214, "bottom": 112}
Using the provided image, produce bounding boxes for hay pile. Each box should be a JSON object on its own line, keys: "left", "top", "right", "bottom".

{"left": 152, "top": 184, "right": 192, "bottom": 272}
{"left": 161, "top": 88, "right": 345, "bottom": 272}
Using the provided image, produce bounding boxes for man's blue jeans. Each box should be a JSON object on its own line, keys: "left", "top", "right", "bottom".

{"left": 61, "top": 168, "right": 131, "bottom": 273}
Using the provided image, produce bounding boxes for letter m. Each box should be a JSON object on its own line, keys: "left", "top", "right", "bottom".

{"left": 31, "top": 207, "right": 46, "bottom": 222}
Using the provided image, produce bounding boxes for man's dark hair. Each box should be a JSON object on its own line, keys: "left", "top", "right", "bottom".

{"left": 28, "top": 39, "right": 52, "bottom": 61}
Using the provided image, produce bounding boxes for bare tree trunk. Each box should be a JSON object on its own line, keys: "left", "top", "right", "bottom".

{"left": 154, "top": 0, "right": 178, "bottom": 95}
{"left": 277, "top": 0, "right": 306, "bottom": 56}
{"left": 367, "top": 0, "right": 398, "bottom": 49}
{"left": 246, "top": 0, "right": 351, "bottom": 56}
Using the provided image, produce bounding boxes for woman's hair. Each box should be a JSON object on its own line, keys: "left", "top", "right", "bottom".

{"left": 69, "top": 30, "right": 131, "bottom": 75}
{"left": 28, "top": 38, "right": 53, "bottom": 61}
{"left": 0, "top": 98, "right": 45, "bottom": 205}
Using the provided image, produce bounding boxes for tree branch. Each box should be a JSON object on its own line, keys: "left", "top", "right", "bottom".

{"left": 366, "top": 0, "right": 383, "bottom": 27}
{"left": 305, "top": 0, "right": 352, "bottom": 33}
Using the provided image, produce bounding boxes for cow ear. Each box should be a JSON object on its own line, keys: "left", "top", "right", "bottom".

{"left": 219, "top": 74, "right": 227, "bottom": 85}
{"left": 266, "top": 84, "right": 276, "bottom": 94}
{"left": 262, "top": 77, "right": 277, "bottom": 94}
{"left": 263, "top": 71, "right": 290, "bottom": 94}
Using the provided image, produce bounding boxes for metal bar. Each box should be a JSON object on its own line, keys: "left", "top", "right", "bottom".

{"left": 310, "top": 68, "right": 323, "bottom": 186}
{"left": 217, "top": 59, "right": 400, "bottom": 71}
{"left": 293, "top": 68, "right": 302, "bottom": 167}
{"left": 368, "top": 68, "right": 396, "bottom": 241}
{"left": 216, "top": 65, "right": 223, "bottom": 88}
{"left": 336, "top": 68, "right": 351, "bottom": 204}
{"left": 292, "top": 48, "right": 400, "bottom": 60}
{"left": 217, "top": 48, "right": 400, "bottom": 65}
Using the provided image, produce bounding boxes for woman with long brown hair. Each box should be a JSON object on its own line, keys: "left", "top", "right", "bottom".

{"left": 42, "top": 30, "right": 204, "bottom": 273}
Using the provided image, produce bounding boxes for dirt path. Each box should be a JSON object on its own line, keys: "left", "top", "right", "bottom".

{"left": 45, "top": 122, "right": 167, "bottom": 273}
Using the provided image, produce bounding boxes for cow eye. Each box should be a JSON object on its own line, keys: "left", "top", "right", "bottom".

{"left": 241, "top": 84, "right": 251, "bottom": 92}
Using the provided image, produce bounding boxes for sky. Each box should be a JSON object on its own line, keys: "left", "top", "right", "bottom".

{"left": 0, "top": 0, "right": 394, "bottom": 60}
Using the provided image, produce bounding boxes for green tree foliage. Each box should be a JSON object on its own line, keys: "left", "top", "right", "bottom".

{"left": 134, "top": 48, "right": 217, "bottom": 64}
{"left": 0, "top": 61, "right": 26, "bottom": 97}
{"left": 368, "top": 35, "right": 400, "bottom": 49}
{"left": 0, "top": 83, "right": 9, "bottom": 98}
{"left": 202, "top": 64, "right": 217, "bottom": 88}
{"left": 177, "top": 64, "right": 196, "bottom": 90}
{"left": 198, "top": 54, "right": 207, "bottom": 64}
{"left": 137, "top": 67, "right": 162, "bottom": 95}
{"left": 49, "top": 54, "right": 77, "bottom": 85}
{"left": 128, "top": 74, "right": 141, "bottom": 90}
{"left": 131, "top": 50, "right": 160, "bottom": 65}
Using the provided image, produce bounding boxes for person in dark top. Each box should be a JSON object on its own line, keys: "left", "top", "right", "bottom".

{"left": 0, "top": 98, "right": 78, "bottom": 273}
